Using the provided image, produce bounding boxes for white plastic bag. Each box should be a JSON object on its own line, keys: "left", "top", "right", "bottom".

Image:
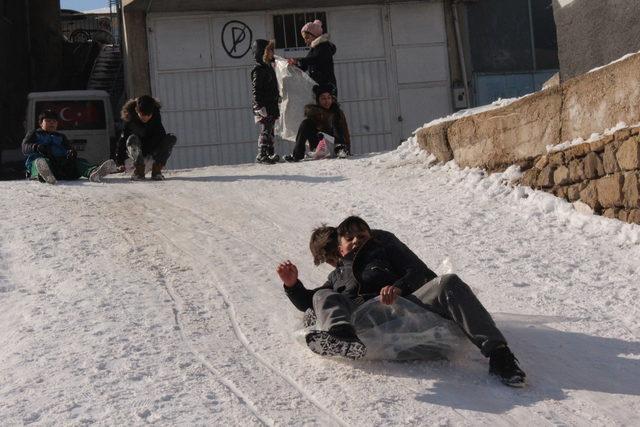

{"left": 296, "top": 297, "right": 465, "bottom": 361}
{"left": 309, "top": 133, "right": 334, "bottom": 159}
{"left": 353, "top": 297, "right": 465, "bottom": 360}
{"left": 274, "top": 57, "right": 316, "bottom": 142}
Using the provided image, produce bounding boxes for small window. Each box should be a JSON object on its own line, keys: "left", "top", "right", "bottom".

{"left": 273, "top": 11, "right": 327, "bottom": 52}
{"left": 35, "top": 100, "right": 106, "bottom": 131}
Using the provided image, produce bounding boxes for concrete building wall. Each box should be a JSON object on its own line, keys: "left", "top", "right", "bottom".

{"left": 0, "top": 2, "right": 31, "bottom": 170}
{"left": 552, "top": 0, "right": 640, "bottom": 80}
{"left": 0, "top": 0, "right": 63, "bottom": 174}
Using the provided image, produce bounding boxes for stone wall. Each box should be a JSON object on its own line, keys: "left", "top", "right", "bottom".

{"left": 517, "top": 126, "right": 640, "bottom": 224}
{"left": 415, "top": 51, "right": 640, "bottom": 174}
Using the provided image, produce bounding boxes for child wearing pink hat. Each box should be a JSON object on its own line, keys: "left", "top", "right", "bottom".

{"left": 287, "top": 19, "right": 337, "bottom": 94}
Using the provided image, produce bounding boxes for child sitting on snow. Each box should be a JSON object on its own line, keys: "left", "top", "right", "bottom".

{"left": 276, "top": 216, "right": 527, "bottom": 387}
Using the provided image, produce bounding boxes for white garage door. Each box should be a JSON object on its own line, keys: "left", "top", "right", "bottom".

{"left": 147, "top": 3, "right": 450, "bottom": 169}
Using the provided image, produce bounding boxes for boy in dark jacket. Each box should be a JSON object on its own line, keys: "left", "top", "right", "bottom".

{"left": 22, "top": 110, "right": 115, "bottom": 184}
{"left": 251, "top": 39, "right": 280, "bottom": 164}
{"left": 276, "top": 216, "right": 527, "bottom": 387}
{"left": 115, "top": 95, "right": 177, "bottom": 180}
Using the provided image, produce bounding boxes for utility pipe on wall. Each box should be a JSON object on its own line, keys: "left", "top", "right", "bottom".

{"left": 452, "top": 1, "right": 470, "bottom": 108}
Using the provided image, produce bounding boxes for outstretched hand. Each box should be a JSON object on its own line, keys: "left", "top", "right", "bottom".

{"left": 277, "top": 260, "right": 299, "bottom": 287}
{"left": 380, "top": 285, "right": 401, "bottom": 305}
{"left": 287, "top": 58, "right": 299, "bottom": 66}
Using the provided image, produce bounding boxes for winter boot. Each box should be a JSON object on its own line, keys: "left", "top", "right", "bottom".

{"left": 335, "top": 144, "right": 348, "bottom": 159}
{"left": 489, "top": 345, "right": 526, "bottom": 387}
{"left": 35, "top": 158, "right": 57, "bottom": 185}
{"left": 131, "top": 163, "right": 146, "bottom": 181}
{"left": 266, "top": 145, "right": 280, "bottom": 163}
{"left": 151, "top": 163, "right": 165, "bottom": 181}
{"left": 89, "top": 159, "right": 116, "bottom": 182}
{"left": 284, "top": 154, "right": 300, "bottom": 163}
{"left": 305, "top": 324, "right": 366, "bottom": 360}
{"left": 256, "top": 145, "right": 277, "bottom": 164}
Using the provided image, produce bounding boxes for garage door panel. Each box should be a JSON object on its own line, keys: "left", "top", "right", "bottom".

{"left": 217, "top": 109, "right": 255, "bottom": 144}
{"left": 328, "top": 8, "right": 384, "bottom": 60}
{"left": 157, "top": 71, "right": 216, "bottom": 110}
{"left": 155, "top": 18, "right": 212, "bottom": 70}
{"left": 214, "top": 68, "right": 252, "bottom": 109}
{"left": 335, "top": 60, "right": 388, "bottom": 100}
{"left": 163, "top": 110, "right": 218, "bottom": 147}
{"left": 219, "top": 141, "right": 255, "bottom": 165}
{"left": 398, "top": 85, "right": 450, "bottom": 136}
{"left": 169, "top": 144, "right": 222, "bottom": 170}
{"left": 396, "top": 45, "right": 448, "bottom": 84}
{"left": 340, "top": 99, "right": 391, "bottom": 136}
{"left": 390, "top": 2, "right": 446, "bottom": 45}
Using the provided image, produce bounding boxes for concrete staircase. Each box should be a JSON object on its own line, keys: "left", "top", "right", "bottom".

{"left": 87, "top": 44, "right": 124, "bottom": 114}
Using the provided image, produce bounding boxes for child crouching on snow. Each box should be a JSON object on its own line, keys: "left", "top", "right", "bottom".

{"left": 276, "top": 216, "right": 527, "bottom": 387}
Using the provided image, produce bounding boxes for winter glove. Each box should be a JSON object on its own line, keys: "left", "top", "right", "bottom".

{"left": 66, "top": 148, "right": 77, "bottom": 160}
{"left": 36, "top": 144, "right": 51, "bottom": 156}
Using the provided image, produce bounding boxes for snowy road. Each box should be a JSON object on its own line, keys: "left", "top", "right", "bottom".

{"left": 1, "top": 140, "right": 639, "bottom": 425}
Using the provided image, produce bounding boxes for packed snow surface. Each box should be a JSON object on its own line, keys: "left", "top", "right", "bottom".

{"left": 1, "top": 139, "right": 639, "bottom": 425}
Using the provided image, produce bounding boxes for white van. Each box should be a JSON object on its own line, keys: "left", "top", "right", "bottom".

{"left": 25, "top": 90, "right": 114, "bottom": 165}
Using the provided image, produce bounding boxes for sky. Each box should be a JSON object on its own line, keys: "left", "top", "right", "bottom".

{"left": 60, "top": 0, "right": 108, "bottom": 12}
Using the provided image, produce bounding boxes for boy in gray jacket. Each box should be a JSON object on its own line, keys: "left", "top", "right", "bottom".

{"left": 276, "top": 216, "right": 526, "bottom": 387}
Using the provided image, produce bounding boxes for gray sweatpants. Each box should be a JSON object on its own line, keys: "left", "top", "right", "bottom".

{"left": 312, "top": 274, "right": 507, "bottom": 356}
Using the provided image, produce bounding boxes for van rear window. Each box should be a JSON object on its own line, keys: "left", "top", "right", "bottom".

{"left": 35, "top": 100, "right": 106, "bottom": 131}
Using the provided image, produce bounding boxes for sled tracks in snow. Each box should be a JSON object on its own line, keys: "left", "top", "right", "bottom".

{"left": 91, "top": 189, "right": 348, "bottom": 426}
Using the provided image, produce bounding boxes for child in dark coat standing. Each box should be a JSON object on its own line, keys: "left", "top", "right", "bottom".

{"left": 251, "top": 39, "right": 280, "bottom": 164}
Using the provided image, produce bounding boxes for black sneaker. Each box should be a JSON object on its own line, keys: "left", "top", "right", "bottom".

{"left": 305, "top": 325, "right": 366, "bottom": 360}
{"left": 284, "top": 154, "right": 300, "bottom": 163}
{"left": 256, "top": 153, "right": 278, "bottom": 164}
{"left": 489, "top": 345, "right": 526, "bottom": 387}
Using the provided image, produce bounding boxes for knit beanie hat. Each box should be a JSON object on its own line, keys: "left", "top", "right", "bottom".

{"left": 301, "top": 19, "right": 323, "bottom": 37}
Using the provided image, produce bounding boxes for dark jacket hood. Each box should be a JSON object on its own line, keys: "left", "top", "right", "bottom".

{"left": 252, "top": 39, "right": 269, "bottom": 64}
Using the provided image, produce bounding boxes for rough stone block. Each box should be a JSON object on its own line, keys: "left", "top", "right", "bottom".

{"left": 553, "top": 165, "right": 571, "bottom": 186}
{"left": 564, "top": 143, "right": 591, "bottom": 161}
{"left": 596, "top": 173, "right": 624, "bottom": 208}
{"left": 567, "top": 183, "right": 585, "bottom": 202}
{"left": 618, "top": 209, "right": 629, "bottom": 222}
{"left": 589, "top": 135, "right": 612, "bottom": 153}
{"left": 519, "top": 168, "right": 539, "bottom": 188}
{"left": 616, "top": 136, "right": 640, "bottom": 171}
{"left": 603, "top": 208, "right": 619, "bottom": 219}
{"left": 552, "top": 186, "right": 568, "bottom": 199}
{"left": 548, "top": 151, "right": 565, "bottom": 166}
{"left": 534, "top": 155, "right": 548, "bottom": 170}
{"left": 631, "top": 126, "right": 640, "bottom": 136}
{"left": 614, "top": 128, "right": 631, "bottom": 141}
{"left": 536, "top": 165, "right": 555, "bottom": 188}
{"left": 628, "top": 209, "right": 640, "bottom": 224}
{"left": 568, "top": 159, "right": 584, "bottom": 182}
{"left": 603, "top": 142, "right": 621, "bottom": 174}
{"left": 415, "top": 122, "right": 454, "bottom": 163}
{"left": 583, "top": 151, "right": 604, "bottom": 179}
{"left": 579, "top": 180, "right": 600, "bottom": 210}
{"left": 622, "top": 171, "right": 640, "bottom": 208}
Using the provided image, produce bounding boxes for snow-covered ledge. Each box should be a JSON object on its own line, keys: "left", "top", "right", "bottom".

{"left": 415, "top": 51, "right": 640, "bottom": 173}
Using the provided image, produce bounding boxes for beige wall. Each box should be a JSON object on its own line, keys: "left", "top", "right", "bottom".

{"left": 417, "top": 52, "right": 640, "bottom": 171}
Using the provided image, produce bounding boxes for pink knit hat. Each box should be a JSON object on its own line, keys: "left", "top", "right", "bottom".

{"left": 301, "top": 20, "right": 323, "bottom": 37}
